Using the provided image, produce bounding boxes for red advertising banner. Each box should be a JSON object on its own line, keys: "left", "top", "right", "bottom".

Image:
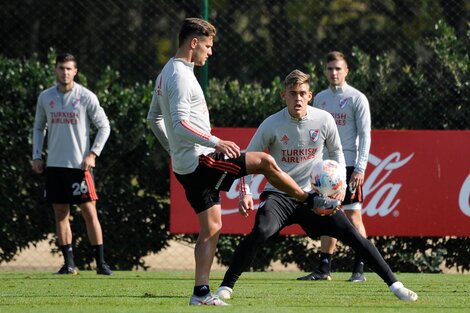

{"left": 170, "top": 129, "right": 470, "bottom": 236}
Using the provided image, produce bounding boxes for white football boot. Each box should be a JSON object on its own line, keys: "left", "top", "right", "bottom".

{"left": 215, "top": 286, "right": 233, "bottom": 300}
{"left": 390, "top": 282, "right": 418, "bottom": 301}
{"left": 189, "top": 293, "right": 228, "bottom": 305}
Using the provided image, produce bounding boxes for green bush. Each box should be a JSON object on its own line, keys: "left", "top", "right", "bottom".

{"left": 0, "top": 20, "right": 468, "bottom": 272}
{"left": 0, "top": 52, "right": 172, "bottom": 270}
{"left": 0, "top": 55, "right": 55, "bottom": 263}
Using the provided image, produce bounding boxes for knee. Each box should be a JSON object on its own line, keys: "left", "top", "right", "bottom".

{"left": 53, "top": 207, "right": 69, "bottom": 221}
{"left": 211, "top": 220, "right": 223, "bottom": 235}
{"left": 251, "top": 225, "right": 272, "bottom": 243}
{"left": 201, "top": 220, "right": 223, "bottom": 239}
{"left": 80, "top": 207, "right": 99, "bottom": 224}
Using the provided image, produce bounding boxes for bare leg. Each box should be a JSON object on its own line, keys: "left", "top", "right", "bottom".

{"left": 320, "top": 236, "right": 337, "bottom": 254}
{"left": 345, "top": 209, "right": 366, "bottom": 237}
{"left": 245, "top": 151, "right": 308, "bottom": 201}
{"left": 79, "top": 201, "right": 103, "bottom": 245}
{"left": 195, "top": 204, "right": 222, "bottom": 286}
{"left": 53, "top": 203, "right": 72, "bottom": 245}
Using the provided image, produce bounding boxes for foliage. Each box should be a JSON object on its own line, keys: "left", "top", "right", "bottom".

{"left": 0, "top": 20, "right": 469, "bottom": 272}
{"left": 0, "top": 55, "right": 55, "bottom": 263}
{"left": 0, "top": 52, "right": 171, "bottom": 270}
{"left": 72, "top": 65, "right": 172, "bottom": 270}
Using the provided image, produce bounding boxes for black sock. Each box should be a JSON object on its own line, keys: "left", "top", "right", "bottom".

{"left": 352, "top": 254, "right": 364, "bottom": 274}
{"left": 319, "top": 252, "right": 332, "bottom": 273}
{"left": 60, "top": 244, "right": 75, "bottom": 267}
{"left": 194, "top": 285, "right": 210, "bottom": 297}
{"left": 92, "top": 244, "right": 105, "bottom": 266}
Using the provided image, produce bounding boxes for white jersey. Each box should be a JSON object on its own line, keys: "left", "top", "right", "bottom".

{"left": 313, "top": 82, "right": 371, "bottom": 173}
{"left": 32, "top": 83, "right": 110, "bottom": 169}
{"left": 244, "top": 106, "right": 345, "bottom": 193}
{"left": 147, "top": 57, "right": 219, "bottom": 175}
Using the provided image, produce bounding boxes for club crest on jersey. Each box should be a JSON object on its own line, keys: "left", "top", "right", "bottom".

{"left": 72, "top": 98, "right": 81, "bottom": 109}
{"left": 339, "top": 98, "right": 350, "bottom": 109}
{"left": 49, "top": 100, "right": 56, "bottom": 108}
{"left": 321, "top": 101, "right": 327, "bottom": 108}
{"left": 280, "top": 134, "right": 289, "bottom": 145}
{"left": 309, "top": 129, "right": 320, "bottom": 142}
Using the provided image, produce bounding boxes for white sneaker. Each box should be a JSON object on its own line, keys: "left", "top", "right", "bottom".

{"left": 393, "top": 287, "right": 418, "bottom": 302}
{"left": 215, "top": 286, "right": 233, "bottom": 300}
{"left": 189, "top": 293, "right": 229, "bottom": 305}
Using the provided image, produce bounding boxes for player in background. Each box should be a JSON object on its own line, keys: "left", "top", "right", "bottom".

{"left": 215, "top": 69, "right": 418, "bottom": 302}
{"left": 297, "top": 51, "right": 371, "bottom": 283}
{"left": 147, "top": 19, "right": 338, "bottom": 306}
{"left": 32, "top": 53, "right": 113, "bottom": 276}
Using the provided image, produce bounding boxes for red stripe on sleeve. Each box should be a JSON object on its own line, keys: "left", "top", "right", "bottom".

{"left": 180, "top": 120, "right": 212, "bottom": 140}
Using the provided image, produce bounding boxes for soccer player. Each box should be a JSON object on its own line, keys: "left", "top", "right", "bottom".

{"left": 297, "top": 51, "right": 371, "bottom": 283}
{"left": 215, "top": 69, "right": 418, "bottom": 302}
{"left": 146, "top": 19, "right": 338, "bottom": 306}
{"left": 32, "top": 53, "right": 113, "bottom": 276}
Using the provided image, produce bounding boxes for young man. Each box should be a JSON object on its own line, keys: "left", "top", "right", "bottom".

{"left": 32, "top": 53, "right": 113, "bottom": 276}
{"left": 297, "top": 51, "right": 371, "bottom": 283}
{"left": 146, "top": 19, "right": 338, "bottom": 306}
{"left": 215, "top": 69, "right": 418, "bottom": 302}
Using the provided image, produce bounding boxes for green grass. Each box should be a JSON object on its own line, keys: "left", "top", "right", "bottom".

{"left": 0, "top": 271, "right": 469, "bottom": 312}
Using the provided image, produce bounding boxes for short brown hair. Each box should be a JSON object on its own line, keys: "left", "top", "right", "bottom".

{"left": 55, "top": 53, "right": 77, "bottom": 68}
{"left": 326, "top": 51, "right": 348, "bottom": 67}
{"left": 283, "top": 69, "right": 310, "bottom": 89}
{"left": 178, "top": 18, "right": 216, "bottom": 47}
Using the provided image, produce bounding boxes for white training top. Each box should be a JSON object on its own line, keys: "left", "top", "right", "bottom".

{"left": 243, "top": 106, "right": 345, "bottom": 194}
{"left": 32, "top": 83, "right": 110, "bottom": 169}
{"left": 313, "top": 82, "right": 371, "bottom": 173}
{"left": 147, "top": 57, "right": 220, "bottom": 175}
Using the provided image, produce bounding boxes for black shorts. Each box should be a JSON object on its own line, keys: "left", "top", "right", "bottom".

{"left": 174, "top": 152, "right": 247, "bottom": 214}
{"left": 343, "top": 166, "right": 363, "bottom": 205}
{"left": 45, "top": 167, "right": 98, "bottom": 204}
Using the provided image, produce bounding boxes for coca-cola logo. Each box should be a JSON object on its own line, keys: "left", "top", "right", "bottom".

{"left": 363, "top": 152, "right": 414, "bottom": 217}
{"left": 222, "top": 152, "right": 415, "bottom": 217}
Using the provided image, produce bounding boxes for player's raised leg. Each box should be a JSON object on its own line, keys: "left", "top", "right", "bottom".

{"left": 245, "top": 151, "right": 340, "bottom": 210}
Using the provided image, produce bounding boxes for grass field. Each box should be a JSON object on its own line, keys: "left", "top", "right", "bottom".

{"left": 1, "top": 271, "right": 469, "bottom": 312}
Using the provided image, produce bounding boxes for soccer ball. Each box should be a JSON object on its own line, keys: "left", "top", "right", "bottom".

{"left": 310, "top": 159, "right": 346, "bottom": 196}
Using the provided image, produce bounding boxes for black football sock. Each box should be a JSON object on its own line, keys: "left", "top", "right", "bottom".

{"left": 60, "top": 244, "right": 75, "bottom": 267}
{"left": 92, "top": 244, "right": 105, "bottom": 266}
{"left": 319, "top": 252, "right": 332, "bottom": 273}
{"left": 352, "top": 254, "right": 364, "bottom": 274}
{"left": 194, "top": 285, "right": 210, "bottom": 297}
